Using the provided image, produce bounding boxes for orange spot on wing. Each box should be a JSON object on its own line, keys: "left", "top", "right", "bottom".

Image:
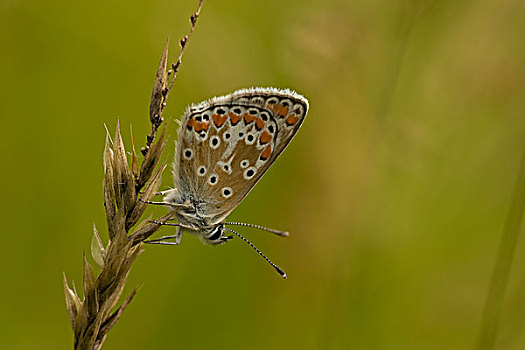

{"left": 201, "top": 122, "right": 210, "bottom": 131}
{"left": 260, "top": 130, "right": 272, "bottom": 144}
{"left": 266, "top": 102, "right": 277, "bottom": 111}
{"left": 260, "top": 144, "right": 272, "bottom": 160}
{"left": 286, "top": 113, "right": 300, "bottom": 126}
{"left": 256, "top": 117, "right": 265, "bottom": 130}
{"left": 243, "top": 113, "right": 256, "bottom": 124}
{"left": 194, "top": 122, "right": 201, "bottom": 132}
{"left": 212, "top": 114, "right": 227, "bottom": 127}
{"left": 194, "top": 121, "right": 203, "bottom": 132}
{"left": 229, "top": 112, "right": 242, "bottom": 125}
{"left": 276, "top": 105, "right": 289, "bottom": 118}
{"left": 186, "top": 118, "right": 194, "bottom": 130}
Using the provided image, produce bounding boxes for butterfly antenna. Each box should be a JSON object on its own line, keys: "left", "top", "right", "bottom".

{"left": 224, "top": 222, "right": 289, "bottom": 237}
{"left": 225, "top": 228, "right": 287, "bottom": 279}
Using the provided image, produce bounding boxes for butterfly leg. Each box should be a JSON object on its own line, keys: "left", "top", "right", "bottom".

{"left": 157, "top": 188, "right": 178, "bottom": 196}
{"left": 151, "top": 221, "right": 195, "bottom": 230}
{"left": 144, "top": 226, "right": 184, "bottom": 245}
{"left": 138, "top": 188, "right": 177, "bottom": 196}
{"left": 139, "top": 199, "right": 171, "bottom": 205}
{"left": 139, "top": 197, "right": 192, "bottom": 209}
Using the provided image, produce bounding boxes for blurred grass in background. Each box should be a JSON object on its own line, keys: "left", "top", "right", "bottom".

{"left": 1, "top": 0, "right": 525, "bottom": 349}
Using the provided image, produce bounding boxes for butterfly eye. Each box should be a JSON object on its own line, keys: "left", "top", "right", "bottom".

{"left": 240, "top": 159, "right": 250, "bottom": 169}
{"left": 183, "top": 148, "right": 193, "bottom": 160}
{"left": 207, "top": 225, "right": 224, "bottom": 241}
{"left": 243, "top": 167, "right": 256, "bottom": 180}
{"left": 209, "top": 135, "right": 221, "bottom": 149}
{"left": 221, "top": 187, "right": 233, "bottom": 198}
{"left": 208, "top": 174, "right": 218, "bottom": 185}
{"left": 197, "top": 165, "right": 207, "bottom": 176}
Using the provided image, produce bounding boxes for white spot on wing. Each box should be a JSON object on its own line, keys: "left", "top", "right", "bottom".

{"left": 210, "top": 135, "right": 221, "bottom": 149}
{"left": 240, "top": 159, "right": 250, "bottom": 169}
{"left": 221, "top": 187, "right": 233, "bottom": 198}
{"left": 218, "top": 155, "right": 234, "bottom": 175}
{"left": 183, "top": 148, "right": 193, "bottom": 160}
{"left": 197, "top": 165, "right": 207, "bottom": 177}
{"left": 243, "top": 167, "right": 257, "bottom": 180}
{"left": 208, "top": 174, "right": 218, "bottom": 185}
{"left": 245, "top": 132, "right": 256, "bottom": 145}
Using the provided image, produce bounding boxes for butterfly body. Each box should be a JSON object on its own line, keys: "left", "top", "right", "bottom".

{"left": 163, "top": 188, "right": 231, "bottom": 244}
{"left": 161, "top": 87, "right": 308, "bottom": 258}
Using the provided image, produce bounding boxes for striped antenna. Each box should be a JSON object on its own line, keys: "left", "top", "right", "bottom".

{"left": 224, "top": 222, "right": 289, "bottom": 237}
{"left": 225, "top": 228, "right": 287, "bottom": 279}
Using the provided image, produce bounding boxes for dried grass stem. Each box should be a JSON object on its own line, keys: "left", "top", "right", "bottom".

{"left": 63, "top": 1, "right": 205, "bottom": 349}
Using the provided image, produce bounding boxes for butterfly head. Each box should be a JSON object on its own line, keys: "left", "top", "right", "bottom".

{"left": 201, "top": 223, "right": 233, "bottom": 245}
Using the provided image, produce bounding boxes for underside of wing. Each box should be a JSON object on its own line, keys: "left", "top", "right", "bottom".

{"left": 173, "top": 87, "right": 309, "bottom": 224}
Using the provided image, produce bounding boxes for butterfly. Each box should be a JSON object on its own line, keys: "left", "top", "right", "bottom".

{"left": 146, "top": 87, "right": 308, "bottom": 278}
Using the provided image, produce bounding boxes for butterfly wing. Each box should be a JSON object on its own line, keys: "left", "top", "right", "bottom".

{"left": 173, "top": 87, "right": 309, "bottom": 224}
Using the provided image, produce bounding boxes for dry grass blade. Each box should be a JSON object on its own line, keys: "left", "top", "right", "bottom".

{"left": 130, "top": 124, "right": 139, "bottom": 180}
{"left": 91, "top": 224, "right": 106, "bottom": 269}
{"left": 476, "top": 146, "right": 525, "bottom": 350}
{"left": 142, "top": 40, "right": 169, "bottom": 158}
{"left": 66, "top": 121, "right": 171, "bottom": 350}
{"left": 129, "top": 210, "right": 177, "bottom": 246}
{"left": 149, "top": 38, "right": 170, "bottom": 125}
{"left": 167, "top": 0, "right": 203, "bottom": 94}
{"left": 82, "top": 253, "right": 99, "bottom": 319}
{"left": 96, "top": 234, "right": 128, "bottom": 295}
{"left": 138, "top": 125, "right": 166, "bottom": 190}
{"left": 64, "top": 1, "right": 206, "bottom": 348}
{"left": 113, "top": 121, "right": 136, "bottom": 214}
{"left": 99, "top": 246, "right": 139, "bottom": 315}
{"left": 100, "top": 288, "right": 139, "bottom": 336}
{"left": 142, "top": 0, "right": 203, "bottom": 157}
{"left": 64, "top": 273, "right": 81, "bottom": 330}
{"left": 128, "top": 162, "right": 167, "bottom": 229}
{"left": 103, "top": 135, "right": 116, "bottom": 239}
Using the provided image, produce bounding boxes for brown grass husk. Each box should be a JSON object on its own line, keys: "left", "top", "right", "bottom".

{"left": 63, "top": 1, "right": 204, "bottom": 349}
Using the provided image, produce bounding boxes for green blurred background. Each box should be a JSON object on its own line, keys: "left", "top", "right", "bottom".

{"left": 2, "top": 0, "right": 525, "bottom": 349}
